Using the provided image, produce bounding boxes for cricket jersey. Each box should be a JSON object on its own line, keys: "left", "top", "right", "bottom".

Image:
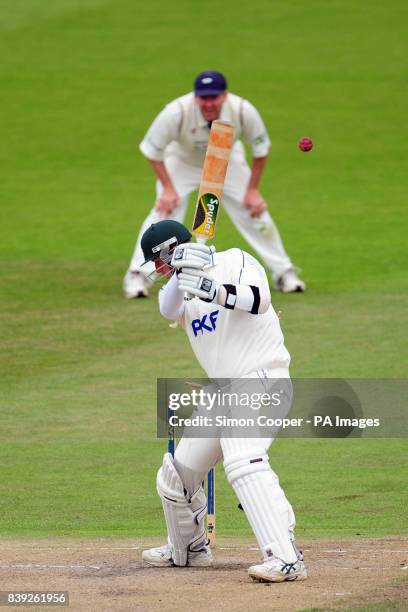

{"left": 176, "top": 249, "right": 290, "bottom": 378}
{"left": 140, "top": 92, "right": 270, "bottom": 167}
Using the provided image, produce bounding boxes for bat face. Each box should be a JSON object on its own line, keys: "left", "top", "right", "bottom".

{"left": 192, "top": 121, "right": 234, "bottom": 242}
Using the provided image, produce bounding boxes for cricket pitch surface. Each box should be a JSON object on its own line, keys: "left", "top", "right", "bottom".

{"left": 1, "top": 537, "right": 407, "bottom": 611}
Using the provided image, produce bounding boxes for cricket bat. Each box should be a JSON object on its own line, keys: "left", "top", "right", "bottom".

{"left": 191, "top": 121, "right": 233, "bottom": 547}
{"left": 192, "top": 120, "right": 234, "bottom": 242}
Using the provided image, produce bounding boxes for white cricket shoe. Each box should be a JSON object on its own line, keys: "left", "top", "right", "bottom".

{"left": 275, "top": 268, "right": 306, "bottom": 293}
{"left": 142, "top": 543, "right": 213, "bottom": 568}
{"left": 248, "top": 557, "right": 307, "bottom": 583}
{"left": 123, "top": 270, "right": 149, "bottom": 298}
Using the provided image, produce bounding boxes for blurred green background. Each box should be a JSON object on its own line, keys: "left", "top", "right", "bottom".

{"left": 0, "top": 0, "right": 407, "bottom": 538}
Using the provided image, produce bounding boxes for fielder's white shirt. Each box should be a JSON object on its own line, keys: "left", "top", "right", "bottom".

{"left": 140, "top": 92, "right": 271, "bottom": 167}
{"left": 161, "top": 249, "right": 290, "bottom": 378}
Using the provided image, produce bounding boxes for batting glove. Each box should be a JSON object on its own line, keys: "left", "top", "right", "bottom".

{"left": 177, "top": 268, "right": 217, "bottom": 302}
{"left": 171, "top": 243, "right": 215, "bottom": 270}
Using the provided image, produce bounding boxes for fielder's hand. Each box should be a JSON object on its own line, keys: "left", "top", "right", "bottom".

{"left": 155, "top": 186, "right": 180, "bottom": 215}
{"left": 243, "top": 188, "right": 267, "bottom": 218}
{"left": 177, "top": 268, "right": 217, "bottom": 302}
{"left": 171, "top": 243, "right": 215, "bottom": 270}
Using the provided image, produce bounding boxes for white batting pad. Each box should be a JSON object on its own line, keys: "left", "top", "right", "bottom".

{"left": 224, "top": 446, "right": 298, "bottom": 563}
{"left": 156, "top": 453, "right": 207, "bottom": 566}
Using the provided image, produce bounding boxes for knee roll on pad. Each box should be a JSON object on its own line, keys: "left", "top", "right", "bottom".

{"left": 224, "top": 448, "right": 272, "bottom": 485}
{"left": 156, "top": 453, "right": 207, "bottom": 566}
{"left": 156, "top": 451, "right": 186, "bottom": 502}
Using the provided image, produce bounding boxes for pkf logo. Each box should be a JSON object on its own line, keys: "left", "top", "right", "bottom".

{"left": 191, "top": 310, "right": 219, "bottom": 337}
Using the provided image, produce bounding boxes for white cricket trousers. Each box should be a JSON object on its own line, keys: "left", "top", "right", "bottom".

{"left": 172, "top": 369, "right": 297, "bottom": 538}
{"left": 128, "top": 146, "right": 293, "bottom": 280}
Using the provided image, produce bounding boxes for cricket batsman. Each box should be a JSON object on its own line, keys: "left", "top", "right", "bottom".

{"left": 141, "top": 219, "right": 307, "bottom": 583}
{"left": 123, "top": 71, "right": 305, "bottom": 298}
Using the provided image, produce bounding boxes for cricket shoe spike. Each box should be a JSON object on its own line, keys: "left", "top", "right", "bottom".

{"left": 248, "top": 557, "right": 307, "bottom": 583}
{"left": 142, "top": 543, "right": 213, "bottom": 568}
{"left": 275, "top": 268, "right": 306, "bottom": 293}
{"left": 123, "top": 270, "right": 150, "bottom": 298}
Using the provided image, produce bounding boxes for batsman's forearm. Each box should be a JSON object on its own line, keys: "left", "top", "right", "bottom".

{"left": 247, "top": 155, "right": 268, "bottom": 190}
{"left": 148, "top": 159, "right": 175, "bottom": 190}
{"left": 217, "top": 283, "right": 270, "bottom": 315}
{"left": 159, "top": 273, "right": 185, "bottom": 321}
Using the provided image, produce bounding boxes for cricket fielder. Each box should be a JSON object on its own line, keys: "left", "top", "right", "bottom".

{"left": 141, "top": 220, "right": 307, "bottom": 583}
{"left": 123, "top": 71, "right": 305, "bottom": 298}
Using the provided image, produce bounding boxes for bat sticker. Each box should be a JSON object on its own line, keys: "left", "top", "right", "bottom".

{"left": 193, "top": 193, "right": 220, "bottom": 239}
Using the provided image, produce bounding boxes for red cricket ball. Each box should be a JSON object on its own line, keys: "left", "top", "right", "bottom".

{"left": 298, "top": 136, "right": 313, "bottom": 152}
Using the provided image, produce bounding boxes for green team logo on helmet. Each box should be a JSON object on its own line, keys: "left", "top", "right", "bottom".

{"left": 192, "top": 193, "right": 220, "bottom": 240}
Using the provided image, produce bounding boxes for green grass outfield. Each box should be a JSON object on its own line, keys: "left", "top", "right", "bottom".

{"left": 0, "top": 1, "right": 407, "bottom": 538}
